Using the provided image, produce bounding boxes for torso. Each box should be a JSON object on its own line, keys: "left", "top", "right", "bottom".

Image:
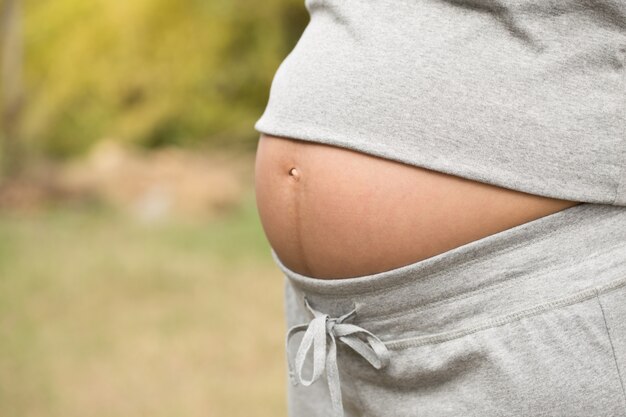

{"left": 254, "top": 133, "right": 581, "bottom": 280}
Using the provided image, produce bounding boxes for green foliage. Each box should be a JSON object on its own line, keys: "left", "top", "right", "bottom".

{"left": 17, "top": 0, "right": 309, "bottom": 158}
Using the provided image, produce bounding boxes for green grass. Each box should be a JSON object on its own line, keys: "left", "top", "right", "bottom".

{"left": 0, "top": 188, "right": 287, "bottom": 417}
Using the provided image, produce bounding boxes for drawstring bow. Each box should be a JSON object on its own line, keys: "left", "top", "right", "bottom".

{"left": 285, "top": 296, "right": 391, "bottom": 417}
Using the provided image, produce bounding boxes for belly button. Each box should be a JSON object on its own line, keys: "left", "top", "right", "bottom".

{"left": 288, "top": 167, "right": 300, "bottom": 181}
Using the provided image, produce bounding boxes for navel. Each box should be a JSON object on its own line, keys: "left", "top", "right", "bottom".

{"left": 288, "top": 167, "right": 300, "bottom": 181}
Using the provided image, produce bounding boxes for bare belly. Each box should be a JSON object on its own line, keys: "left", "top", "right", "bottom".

{"left": 254, "top": 133, "right": 581, "bottom": 280}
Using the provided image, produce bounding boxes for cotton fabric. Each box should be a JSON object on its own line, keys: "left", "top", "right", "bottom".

{"left": 254, "top": 0, "right": 626, "bottom": 205}
{"left": 275, "top": 202, "right": 626, "bottom": 416}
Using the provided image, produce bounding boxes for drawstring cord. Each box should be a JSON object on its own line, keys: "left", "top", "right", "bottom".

{"left": 285, "top": 296, "right": 391, "bottom": 417}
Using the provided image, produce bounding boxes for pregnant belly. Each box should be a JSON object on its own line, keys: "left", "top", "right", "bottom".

{"left": 254, "top": 133, "right": 581, "bottom": 280}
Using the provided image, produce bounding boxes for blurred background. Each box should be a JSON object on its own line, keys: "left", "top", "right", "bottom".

{"left": 0, "top": 0, "right": 308, "bottom": 415}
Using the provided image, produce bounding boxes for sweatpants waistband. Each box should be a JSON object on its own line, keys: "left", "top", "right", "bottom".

{"left": 273, "top": 203, "right": 626, "bottom": 347}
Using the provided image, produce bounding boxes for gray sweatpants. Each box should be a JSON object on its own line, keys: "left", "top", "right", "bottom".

{"left": 273, "top": 202, "right": 626, "bottom": 417}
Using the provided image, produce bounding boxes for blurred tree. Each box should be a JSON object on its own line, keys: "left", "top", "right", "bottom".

{"left": 0, "top": 0, "right": 25, "bottom": 178}
{"left": 16, "top": 0, "right": 309, "bottom": 160}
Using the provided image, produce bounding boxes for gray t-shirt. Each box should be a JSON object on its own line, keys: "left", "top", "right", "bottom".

{"left": 254, "top": 0, "right": 626, "bottom": 206}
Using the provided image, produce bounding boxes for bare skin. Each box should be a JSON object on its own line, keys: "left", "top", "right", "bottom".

{"left": 254, "top": 133, "right": 582, "bottom": 280}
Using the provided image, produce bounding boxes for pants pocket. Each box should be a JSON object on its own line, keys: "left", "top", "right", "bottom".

{"left": 344, "top": 291, "right": 626, "bottom": 417}
{"left": 597, "top": 281, "right": 626, "bottom": 409}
